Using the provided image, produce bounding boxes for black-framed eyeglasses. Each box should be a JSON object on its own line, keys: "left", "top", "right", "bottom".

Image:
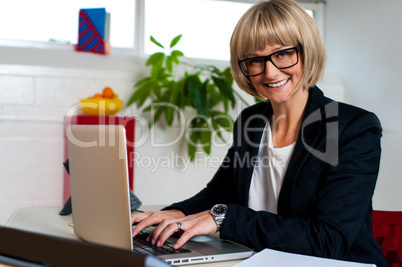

{"left": 239, "top": 46, "right": 299, "bottom": 77}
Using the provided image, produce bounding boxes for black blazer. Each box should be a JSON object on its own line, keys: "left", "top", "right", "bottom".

{"left": 165, "top": 86, "right": 388, "bottom": 267}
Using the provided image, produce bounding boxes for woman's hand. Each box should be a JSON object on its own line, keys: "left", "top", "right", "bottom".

{"left": 131, "top": 210, "right": 185, "bottom": 237}
{"left": 146, "top": 210, "right": 218, "bottom": 249}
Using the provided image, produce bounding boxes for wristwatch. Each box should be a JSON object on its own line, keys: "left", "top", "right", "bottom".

{"left": 210, "top": 204, "right": 228, "bottom": 231}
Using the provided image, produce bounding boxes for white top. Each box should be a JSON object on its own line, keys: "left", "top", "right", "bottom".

{"left": 248, "top": 123, "right": 296, "bottom": 214}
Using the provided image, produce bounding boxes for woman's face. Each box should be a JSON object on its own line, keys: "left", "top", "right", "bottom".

{"left": 248, "top": 43, "right": 305, "bottom": 106}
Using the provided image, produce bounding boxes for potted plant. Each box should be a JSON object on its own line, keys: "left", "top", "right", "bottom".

{"left": 127, "top": 35, "right": 249, "bottom": 161}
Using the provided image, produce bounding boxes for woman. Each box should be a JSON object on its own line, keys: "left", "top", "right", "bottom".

{"left": 132, "top": 0, "right": 387, "bottom": 266}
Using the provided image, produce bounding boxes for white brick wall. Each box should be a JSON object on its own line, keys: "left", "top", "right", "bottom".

{"left": 0, "top": 63, "right": 142, "bottom": 224}
{"left": 0, "top": 55, "right": 235, "bottom": 225}
{"left": 0, "top": 76, "right": 35, "bottom": 105}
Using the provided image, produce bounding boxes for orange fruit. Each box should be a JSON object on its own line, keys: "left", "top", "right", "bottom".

{"left": 102, "top": 87, "right": 114, "bottom": 99}
{"left": 93, "top": 93, "right": 103, "bottom": 99}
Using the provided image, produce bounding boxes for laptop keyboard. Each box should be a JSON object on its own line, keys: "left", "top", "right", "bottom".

{"left": 132, "top": 228, "right": 191, "bottom": 256}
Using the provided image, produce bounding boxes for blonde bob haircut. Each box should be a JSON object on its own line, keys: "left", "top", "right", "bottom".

{"left": 230, "top": 0, "right": 325, "bottom": 99}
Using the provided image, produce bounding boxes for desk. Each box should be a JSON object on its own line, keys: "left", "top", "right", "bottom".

{"left": 5, "top": 206, "right": 244, "bottom": 267}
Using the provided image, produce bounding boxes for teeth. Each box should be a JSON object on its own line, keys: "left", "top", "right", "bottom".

{"left": 268, "top": 79, "right": 288, "bottom": 87}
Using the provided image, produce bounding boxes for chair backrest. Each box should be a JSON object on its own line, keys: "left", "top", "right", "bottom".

{"left": 372, "top": 210, "right": 402, "bottom": 267}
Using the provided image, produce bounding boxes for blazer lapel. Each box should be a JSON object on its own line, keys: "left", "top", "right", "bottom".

{"left": 277, "top": 86, "right": 326, "bottom": 216}
{"left": 237, "top": 102, "right": 273, "bottom": 206}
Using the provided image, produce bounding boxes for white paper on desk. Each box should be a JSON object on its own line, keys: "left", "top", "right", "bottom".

{"left": 233, "top": 248, "right": 376, "bottom": 267}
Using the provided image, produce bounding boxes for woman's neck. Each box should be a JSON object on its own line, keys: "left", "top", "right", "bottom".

{"left": 270, "top": 89, "right": 309, "bottom": 148}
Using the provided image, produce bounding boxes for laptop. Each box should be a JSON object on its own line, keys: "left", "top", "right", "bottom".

{"left": 66, "top": 125, "right": 254, "bottom": 266}
{"left": 0, "top": 226, "right": 168, "bottom": 267}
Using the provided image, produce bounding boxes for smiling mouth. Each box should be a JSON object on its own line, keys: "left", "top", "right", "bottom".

{"left": 268, "top": 79, "right": 289, "bottom": 88}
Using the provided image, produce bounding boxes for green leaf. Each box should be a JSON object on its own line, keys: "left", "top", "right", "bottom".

{"left": 138, "top": 87, "right": 152, "bottom": 107}
{"left": 151, "top": 54, "right": 165, "bottom": 78}
{"left": 207, "top": 66, "right": 228, "bottom": 81}
{"left": 209, "top": 66, "right": 222, "bottom": 75}
{"left": 223, "top": 99, "right": 229, "bottom": 113}
{"left": 187, "top": 75, "right": 207, "bottom": 115}
{"left": 171, "top": 50, "right": 184, "bottom": 58}
{"left": 200, "top": 124, "right": 212, "bottom": 154}
{"left": 165, "top": 104, "right": 175, "bottom": 126}
{"left": 166, "top": 56, "right": 173, "bottom": 73}
{"left": 186, "top": 74, "right": 201, "bottom": 92}
{"left": 222, "top": 67, "right": 234, "bottom": 85}
{"left": 146, "top": 52, "right": 164, "bottom": 66}
{"left": 170, "top": 34, "right": 182, "bottom": 48}
{"left": 133, "top": 77, "right": 150, "bottom": 88}
{"left": 212, "top": 76, "right": 236, "bottom": 108}
{"left": 152, "top": 81, "right": 163, "bottom": 97}
{"left": 142, "top": 103, "right": 152, "bottom": 113}
{"left": 149, "top": 105, "right": 165, "bottom": 128}
{"left": 211, "top": 120, "right": 226, "bottom": 143}
{"left": 152, "top": 108, "right": 164, "bottom": 127}
{"left": 126, "top": 93, "right": 138, "bottom": 108}
{"left": 143, "top": 98, "right": 162, "bottom": 112}
{"left": 210, "top": 110, "right": 234, "bottom": 131}
{"left": 170, "top": 80, "right": 184, "bottom": 107}
{"left": 169, "top": 50, "right": 184, "bottom": 66}
{"left": 199, "top": 81, "right": 209, "bottom": 115}
{"left": 162, "top": 82, "right": 182, "bottom": 125}
{"left": 126, "top": 84, "right": 152, "bottom": 108}
{"left": 155, "top": 74, "right": 173, "bottom": 96}
{"left": 188, "top": 143, "right": 196, "bottom": 161}
{"left": 206, "top": 84, "right": 222, "bottom": 108}
{"left": 188, "top": 129, "right": 200, "bottom": 161}
{"left": 150, "top": 36, "right": 164, "bottom": 49}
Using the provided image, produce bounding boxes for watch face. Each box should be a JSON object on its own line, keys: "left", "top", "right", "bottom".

{"left": 213, "top": 204, "right": 228, "bottom": 216}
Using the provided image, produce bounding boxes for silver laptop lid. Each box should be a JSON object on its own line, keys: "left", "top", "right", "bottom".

{"left": 66, "top": 124, "right": 253, "bottom": 266}
{"left": 66, "top": 125, "right": 132, "bottom": 250}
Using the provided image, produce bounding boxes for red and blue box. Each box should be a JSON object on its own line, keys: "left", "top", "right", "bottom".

{"left": 76, "top": 8, "right": 110, "bottom": 54}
